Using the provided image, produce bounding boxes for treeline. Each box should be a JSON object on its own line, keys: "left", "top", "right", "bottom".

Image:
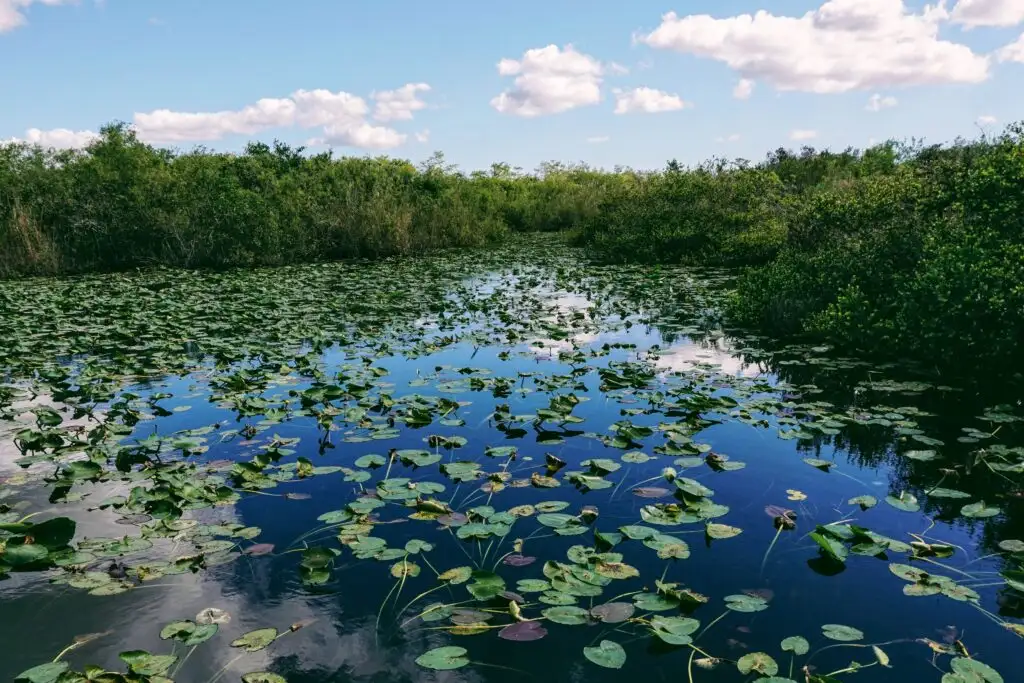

{"left": 3, "top": 121, "right": 1023, "bottom": 378}
{"left": 0, "top": 123, "right": 617, "bottom": 277}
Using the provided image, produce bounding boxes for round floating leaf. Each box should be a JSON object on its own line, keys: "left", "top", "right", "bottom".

{"left": 499, "top": 621, "right": 548, "bottom": 641}
{"left": 822, "top": 624, "right": 863, "bottom": 642}
{"left": 950, "top": 657, "right": 1003, "bottom": 683}
{"left": 590, "top": 602, "right": 635, "bottom": 623}
{"left": 622, "top": 451, "right": 652, "bottom": 464}
{"left": 416, "top": 646, "right": 469, "bottom": 671}
{"left": 848, "top": 495, "right": 877, "bottom": 510}
{"left": 390, "top": 560, "right": 421, "bottom": 578}
{"left": 961, "top": 501, "right": 1001, "bottom": 519}
{"left": 886, "top": 493, "right": 920, "bottom": 512}
{"left": 231, "top": 628, "right": 278, "bottom": 652}
{"left": 543, "top": 606, "right": 591, "bottom": 625}
{"left": 738, "top": 652, "right": 779, "bottom": 676}
{"left": 706, "top": 523, "right": 743, "bottom": 539}
{"left": 354, "top": 454, "right": 386, "bottom": 468}
{"left": 650, "top": 616, "right": 700, "bottom": 645}
{"left": 998, "top": 540, "right": 1024, "bottom": 553}
{"left": 904, "top": 582, "right": 941, "bottom": 597}
{"left": 14, "top": 662, "right": 69, "bottom": 683}
{"left": 583, "top": 640, "right": 626, "bottom": 669}
{"left": 781, "top": 636, "right": 809, "bottom": 655}
{"left": 535, "top": 501, "right": 570, "bottom": 513}
{"left": 537, "top": 513, "right": 575, "bottom": 528}
{"left": 725, "top": 594, "right": 768, "bottom": 613}
{"left": 633, "top": 487, "right": 671, "bottom": 498}
{"left": 241, "top": 674, "right": 287, "bottom": 683}
{"left": 160, "top": 621, "right": 195, "bottom": 640}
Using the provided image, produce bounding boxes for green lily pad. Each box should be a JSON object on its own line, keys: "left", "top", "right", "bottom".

{"left": 821, "top": 624, "right": 863, "bottom": 642}
{"left": 725, "top": 594, "right": 768, "bottom": 613}
{"left": 737, "top": 652, "right": 778, "bottom": 676}
{"left": 781, "top": 636, "right": 809, "bottom": 655}
{"left": 961, "top": 501, "right": 1001, "bottom": 518}
{"left": 14, "top": 662, "right": 70, "bottom": 683}
{"left": 886, "top": 492, "right": 920, "bottom": 512}
{"left": 583, "top": 640, "right": 626, "bottom": 669}
{"left": 416, "top": 646, "right": 469, "bottom": 670}
{"left": 231, "top": 628, "right": 278, "bottom": 652}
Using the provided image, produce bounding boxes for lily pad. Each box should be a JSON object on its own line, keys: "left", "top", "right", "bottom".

{"left": 583, "top": 640, "right": 626, "bottom": 669}
{"left": 781, "top": 636, "right": 809, "bottom": 655}
{"left": 821, "top": 623, "right": 863, "bottom": 642}
{"left": 737, "top": 652, "right": 778, "bottom": 676}
{"left": 416, "top": 646, "right": 469, "bottom": 670}
{"left": 231, "top": 628, "right": 278, "bottom": 652}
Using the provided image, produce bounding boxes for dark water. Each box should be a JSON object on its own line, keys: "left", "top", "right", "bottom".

{"left": 1, "top": 240, "right": 1021, "bottom": 683}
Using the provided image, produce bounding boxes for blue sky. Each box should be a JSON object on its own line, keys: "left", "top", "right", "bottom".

{"left": 1, "top": 0, "right": 1022, "bottom": 171}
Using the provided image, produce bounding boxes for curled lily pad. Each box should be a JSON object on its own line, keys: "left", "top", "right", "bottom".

{"left": 706, "top": 523, "right": 742, "bottom": 539}
{"left": 998, "top": 540, "right": 1024, "bottom": 553}
{"left": 14, "top": 662, "right": 69, "bottom": 683}
{"left": 503, "top": 554, "right": 536, "bottom": 567}
{"left": 416, "top": 646, "right": 469, "bottom": 670}
{"left": 583, "top": 640, "right": 626, "bottom": 669}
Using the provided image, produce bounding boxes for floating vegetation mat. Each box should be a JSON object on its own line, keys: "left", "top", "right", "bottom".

{"left": 1, "top": 238, "right": 1021, "bottom": 683}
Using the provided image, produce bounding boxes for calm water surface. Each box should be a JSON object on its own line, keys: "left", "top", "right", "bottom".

{"left": 1, "top": 241, "right": 1021, "bottom": 683}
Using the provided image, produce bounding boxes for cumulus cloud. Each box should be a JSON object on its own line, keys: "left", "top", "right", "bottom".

{"left": 414, "top": 129, "right": 430, "bottom": 143}
{"left": 866, "top": 93, "right": 898, "bottom": 111}
{"left": 6, "top": 127, "right": 99, "bottom": 149}
{"left": 790, "top": 129, "right": 819, "bottom": 140}
{"left": 977, "top": 114, "right": 998, "bottom": 125}
{"left": 951, "top": 0, "right": 1024, "bottom": 27}
{"left": 491, "top": 44, "right": 604, "bottom": 117}
{"left": 129, "top": 86, "right": 425, "bottom": 149}
{"left": 638, "top": 0, "right": 990, "bottom": 94}
{"left": 733, "top": 78, "right": 755, "bottom": 100}
{"left": 0, "top": 0, "right": 76, "bottom": 33}
{"left": 998, "top": 32, "right": 1024, "bottom": 61}
{"left": 613, "top": 87, "right": 689, "bottom": 114}
{"left": 371, "top": 83, "right": 430, "bottom": 122}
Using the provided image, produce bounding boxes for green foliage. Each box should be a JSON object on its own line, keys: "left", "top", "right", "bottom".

{"left": 729, "top": 124, "right": 1024, "bottom": 378}
{"left": 0, "top": 126, "right": 607, "bottom": 277}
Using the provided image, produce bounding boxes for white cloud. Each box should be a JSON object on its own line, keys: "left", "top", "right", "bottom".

{"left": 733, "top": 78, "right": 755, "bottom": 99}
{"left": 609, "top": 62, "right": 630, "bottom": 75}
{"left": 586, "top": 135, "right": 609, "bottom": 143}
{"left": 371, "top": 83, "right": 430, "bottom": 122}
{"left": 638, "top": 1, "right": 990, "bottom": 94}
{"left": 128, "top": 86, "right": 423, "bottom": 149}
{"left": 715, "top": 133, "right": 742, "bottom": 143}
{"left": 997, "top": 32, "right": 1024, "bottom": 61}
{"left": 6, "top": 127, "right": 99, "bottom": 149}
{"left": 977, "top": 114, "right": 998, "bottom": 125}
{"left": 414, "top": 129, "right": 430, "bottom": 143}
{"left": 0, "top": 0, "right": 76, "bottom": 33}
{"left": 790, "top": 129, "right": 819, "bottom": 140}
{"left": 491, "top": 44, "right": 604, "bottom": 117}
{"left": 866, "top": 93, "right": 898, "bottom": 111}
{"left": 613, "top": 87, "right": 689, "bottom": 114}
{"left": 951, "top": 0, "right": 1024, "bottom": 27}
{"left": 315, "top": 122, "right": 407, "bottom": 150}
